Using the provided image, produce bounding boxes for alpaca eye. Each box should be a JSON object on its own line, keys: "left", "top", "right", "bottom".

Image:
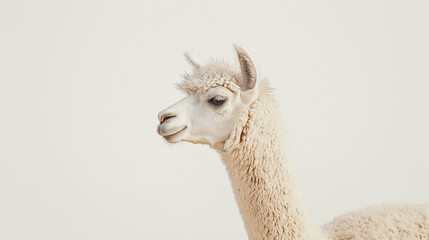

{"left": 208, "top": 96, "right": 226, "bottom": 106}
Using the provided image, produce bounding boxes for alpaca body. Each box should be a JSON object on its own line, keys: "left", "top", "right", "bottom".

{"left": 157, "top": 46, "right": 429, "bottom": 240}
{"left": 323, "top": 203, "right": 429, "bottom": 240}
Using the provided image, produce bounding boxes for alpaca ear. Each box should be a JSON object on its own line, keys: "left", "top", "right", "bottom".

{"left": 234, "top": 45, "right": 256, "bottom": 90}
{"left": 184, "top": 52, "right": 201, "bottom": 69}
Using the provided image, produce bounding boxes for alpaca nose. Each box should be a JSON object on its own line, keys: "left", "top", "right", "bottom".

{"left": 158, "top": 112, "right": 176, "bottom": 124}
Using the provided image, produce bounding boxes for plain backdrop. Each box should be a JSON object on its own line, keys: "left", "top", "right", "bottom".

{"left": 1, "top": 1, "right": 428, "bottom": 239}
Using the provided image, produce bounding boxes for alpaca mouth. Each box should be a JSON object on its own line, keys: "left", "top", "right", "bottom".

{"left": 162, "top": 126, "right": 187, "bottom": 141}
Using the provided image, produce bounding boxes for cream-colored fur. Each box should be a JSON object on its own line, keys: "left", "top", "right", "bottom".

{"left": 324, "top": 203, "right": 429, "bottom": 240}
{"left": 157, "top": 46, "right": 429, "bottom": 240}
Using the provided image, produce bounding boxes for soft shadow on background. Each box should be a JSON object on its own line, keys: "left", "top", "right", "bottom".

{"left": 1, "top": 1, "right": 428, "bottom": 239}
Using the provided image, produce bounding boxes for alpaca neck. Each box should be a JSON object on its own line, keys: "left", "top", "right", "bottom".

{"left": 219, "top": 92, "right": 325, "bottom": 240}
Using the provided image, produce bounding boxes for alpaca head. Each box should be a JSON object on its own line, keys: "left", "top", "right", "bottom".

{"left": 157, "top": 46, "right": 259, "bottom": 147}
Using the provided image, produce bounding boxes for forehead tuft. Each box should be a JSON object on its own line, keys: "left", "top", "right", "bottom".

{"left": 176, "top": 59, "right": 241, "bottom": 94}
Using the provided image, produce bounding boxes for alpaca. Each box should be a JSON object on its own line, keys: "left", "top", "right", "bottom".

{"left": 156, "top": 45, "right": 429, "bottom": 240}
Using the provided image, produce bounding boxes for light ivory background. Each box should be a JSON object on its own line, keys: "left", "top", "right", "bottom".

{"left": 1, "top": 1, "right": 428, "bottom": 239}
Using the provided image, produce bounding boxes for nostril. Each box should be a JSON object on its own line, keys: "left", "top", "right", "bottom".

{"left": 162, "top": 115, "right": 175, "bottom": 123}
{"left": 160, "top": 113, "right": 176, "bottom": 123}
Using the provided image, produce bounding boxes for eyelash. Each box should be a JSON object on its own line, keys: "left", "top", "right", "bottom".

{"left": 208, "top": 96, "right": 226, "bottom": 106}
